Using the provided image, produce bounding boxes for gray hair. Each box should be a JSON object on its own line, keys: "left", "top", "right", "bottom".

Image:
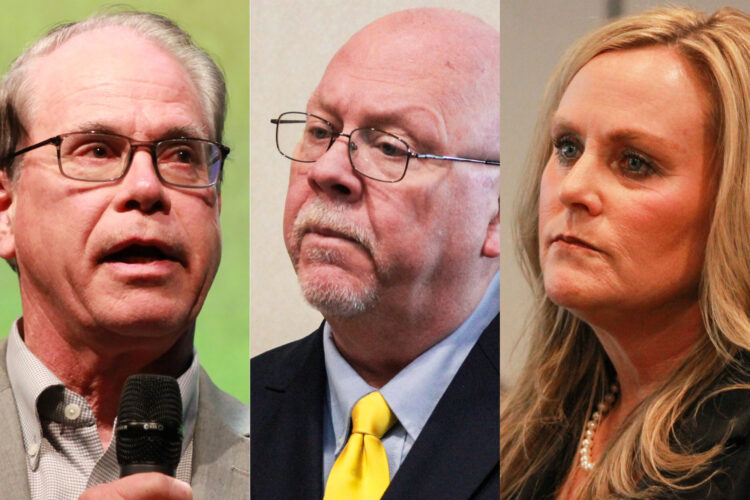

{"left": 0, "top": 10, "right": 227, "bottom": 175}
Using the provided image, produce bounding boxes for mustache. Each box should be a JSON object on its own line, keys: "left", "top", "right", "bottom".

{"left": 291, "top": 199, "right": 375, "bottom": 254}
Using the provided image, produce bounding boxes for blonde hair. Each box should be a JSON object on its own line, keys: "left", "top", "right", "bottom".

{"left": 501, "top": 7, "right": 750, "bottom": 498}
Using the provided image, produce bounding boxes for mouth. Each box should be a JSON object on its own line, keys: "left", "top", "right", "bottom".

{"left": 552, "top": 234, "right": 598, "bottom": 251}
{"left": 101, "top": 242, "right": 184, "bottom": 266}
{"left": 308, "top": 226, "right": 360, "bottom": 244}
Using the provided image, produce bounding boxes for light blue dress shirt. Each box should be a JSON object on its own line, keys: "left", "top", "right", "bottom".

{"left": 322, "top": 272, "right": 499, "bottom": 486}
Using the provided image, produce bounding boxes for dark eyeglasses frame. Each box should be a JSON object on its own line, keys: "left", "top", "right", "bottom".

{"left": 10, "top": 131, "right": 230, "bottom": 189}
{"left": 271, "top": 111, "right": 500, "bottom": 183}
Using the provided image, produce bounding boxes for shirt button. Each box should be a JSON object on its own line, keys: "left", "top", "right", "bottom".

{"left": 64, "top": 403, "right": 82, "bottom": 420}
{"left": 27, "top": 442, "right": 39, "bottom": 457}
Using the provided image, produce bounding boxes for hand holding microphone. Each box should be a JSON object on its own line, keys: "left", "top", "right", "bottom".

{"left": 78, "top": 473, "right": 192, "bottom": 500}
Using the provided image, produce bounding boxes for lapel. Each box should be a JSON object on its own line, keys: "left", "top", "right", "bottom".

{"left": 191, "top": 368, "right": 250, "bottom": 499}
{"left": 251, "top": 326, "right": 326, "bottom": 500}
{"left": 383, "top": 315, "right": 499, "bottom": 500}
{"left": 0, "top": 337, "right": 32, "bottom": 499}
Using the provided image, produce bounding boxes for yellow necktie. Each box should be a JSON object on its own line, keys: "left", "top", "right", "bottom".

{"left": 324, "top": 391, "right": 397, "bottom": 500}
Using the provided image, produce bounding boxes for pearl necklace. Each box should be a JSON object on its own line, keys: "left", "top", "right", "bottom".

{"left": 579, "top": 383, "right": 619, "bottom": 471}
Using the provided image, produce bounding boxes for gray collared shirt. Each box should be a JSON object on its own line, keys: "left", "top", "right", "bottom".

{"left": 322, "top": 272, "right": 499, "bottom": 485}
{"left": 5, "top": 319, "right": 200, "bottom": 500}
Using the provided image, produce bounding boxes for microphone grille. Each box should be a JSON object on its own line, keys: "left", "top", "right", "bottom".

{"left": 116, "top": 374, "right": 183, "bottom": 467}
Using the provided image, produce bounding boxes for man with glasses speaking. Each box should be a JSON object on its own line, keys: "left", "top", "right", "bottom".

{"left": 252, "top": 8, "right": 499, "bottom": 500}
{"left": 0, "top": 10, "right": 247, "bottom": 500}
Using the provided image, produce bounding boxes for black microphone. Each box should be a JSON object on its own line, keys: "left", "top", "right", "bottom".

{"left": 116, "top": 374, "right": 183, "bottom": 477}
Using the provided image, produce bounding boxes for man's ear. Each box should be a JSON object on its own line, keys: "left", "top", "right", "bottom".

{"left": 0, "top": 170, "right": 17, "bottom": 264}
{"left": 481, "top": 207, "right": 499, "bottom": 258}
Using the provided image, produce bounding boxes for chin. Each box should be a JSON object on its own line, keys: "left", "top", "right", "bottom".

{"left": 103, "top": 316, "right": 191, "bottom": 339}
{"left": 542, "top": 271, "right": 597, "bottom": 311}
{"left": 88, "top": 299, "right": 197, "bottom": 339}
{"left": 298, "top": 267, "right": 378, "bottom": 318}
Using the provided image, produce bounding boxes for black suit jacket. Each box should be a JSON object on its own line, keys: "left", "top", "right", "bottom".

{"left": 516, "top": 368, "right": 750, "bottom": 499}
{"left": 251, "top": 315, "right": 499, "bottom": 500}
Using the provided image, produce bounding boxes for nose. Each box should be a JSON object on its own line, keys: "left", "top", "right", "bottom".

{"left": 305, "top": 135, "right": 364, "bottom": 203}
{"left": 556, "top": 152, "right": 603, "bottom": 216}
{"left": 112, "top": 149, "right": 171, "bottom": 214}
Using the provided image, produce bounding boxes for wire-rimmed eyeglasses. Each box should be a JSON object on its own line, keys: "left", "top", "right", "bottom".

{"left": 10, "top": 131, "right": 230, "bottom": 188}
{"left": 271, "top": 111, "right": 499, "bottom": 183}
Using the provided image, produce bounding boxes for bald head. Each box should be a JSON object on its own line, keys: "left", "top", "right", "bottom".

{"left": 338, "top": 8, "right": 498, "bottom": 69}
{"left": 313, "top": 8, "right": 500, "bottom": 160}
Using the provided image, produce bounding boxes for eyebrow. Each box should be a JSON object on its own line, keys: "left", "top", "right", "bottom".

{"left": 549, "top": 116, "right": 681, "bottom": 151}
{"left": 71, "top": 121, "right": 209, "bottom": 140}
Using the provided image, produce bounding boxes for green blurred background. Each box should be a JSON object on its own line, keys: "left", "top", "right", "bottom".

{"left": 0, "top": 1, "right": 249, "bottom": 403}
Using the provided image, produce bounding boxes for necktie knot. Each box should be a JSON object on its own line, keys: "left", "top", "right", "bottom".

{"left": 351, "top": 391, "right": 396, "bottom": 438}
{"left": 324, "top": 391, "right": 397, "bottom": 500}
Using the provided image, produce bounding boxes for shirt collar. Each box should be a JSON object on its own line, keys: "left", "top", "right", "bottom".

{"left": 323, "top": 271, "right": 499, "bottom": 453}
{"left": 6, "top": 318, "right": 200, "bottom": 456}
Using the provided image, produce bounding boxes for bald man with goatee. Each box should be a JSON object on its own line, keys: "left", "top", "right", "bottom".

{"left": 251, "top": 8, "right": 499, "bottom": 500}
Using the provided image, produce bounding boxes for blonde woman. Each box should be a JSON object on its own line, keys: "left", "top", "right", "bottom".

{"left": 501, "top": 7, "right": 750, "bottom": 499}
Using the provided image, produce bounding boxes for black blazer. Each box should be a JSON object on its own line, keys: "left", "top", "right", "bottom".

{"left": 251, "top": 315, "right": 499, "bottom": 500}
{"left": 516, "top": 370, "right": 750, "bottom": 499}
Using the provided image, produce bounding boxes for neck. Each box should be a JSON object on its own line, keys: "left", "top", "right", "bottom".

{"left": 557, "top": 301, "right": 704, "bottom": 500}
{"left": 326, "top": 270, "right": 496, "bottom": 388}
{"left": 585, "top": 298, "right": 704, "bottom": 422}
{"left": 19, "top": 316, "right": 193, "bottom": 447}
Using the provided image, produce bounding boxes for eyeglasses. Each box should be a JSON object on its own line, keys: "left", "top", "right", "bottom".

{"left": 10, "top": 131, "right": 230, "bottom": 188}
{"left": 271, "top": 111, "right": 499, "bottom": 183}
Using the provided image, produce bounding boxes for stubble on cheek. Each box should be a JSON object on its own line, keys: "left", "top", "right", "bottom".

{"left": 298, "top": 263, "right": 379, "bottom": 317}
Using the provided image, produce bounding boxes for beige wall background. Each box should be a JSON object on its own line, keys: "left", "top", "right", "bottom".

{"left": 500, "top": 0, "right": 750, "bottom": 387}
{"left": 250, "top": 0, "right": 500, "bottom": 355}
